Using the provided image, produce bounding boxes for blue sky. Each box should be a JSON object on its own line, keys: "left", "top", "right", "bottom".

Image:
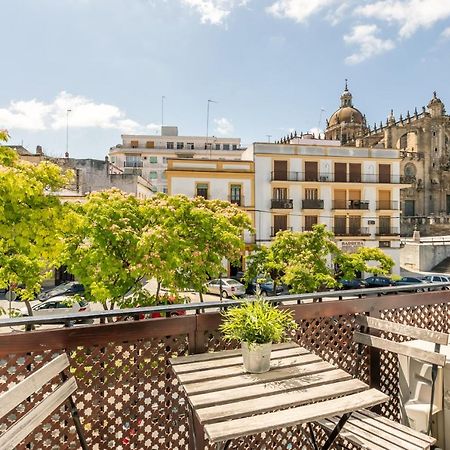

{"left": 2, "top": 0, "right": 450, "bottom": 159}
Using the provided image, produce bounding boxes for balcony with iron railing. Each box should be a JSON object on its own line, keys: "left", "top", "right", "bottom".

{"left": 124, "top": 161, "right": 144, "bottom": 168}
{"left": 271, "top": 198, "right": 294, "bottom": 209}
{"left": 0, "top": 288, "right": 449, "bottom": 449}
{"left": 270, "top": 226, "right": 293, "bottom": 236}
{"left": 333, "top": 227, "right": 371, "bottom": 236}
{"left": 376, "top": 201, "right": 399, "bottom": 210}
{"left": 376, "top": 227, "right": 400, "bottom": 236}
{"left": 271, "top": 172, "right": 410, "bottom": 184}
{"left": 302, "top": 199, "right": 324, "bottom": 209}
{"left": 332, "top": 200, "right": 370, "bottom": 210}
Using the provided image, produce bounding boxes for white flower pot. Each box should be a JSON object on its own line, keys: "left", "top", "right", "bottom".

{"left": 241, "top": 341, "right": 272, "bottom": 373}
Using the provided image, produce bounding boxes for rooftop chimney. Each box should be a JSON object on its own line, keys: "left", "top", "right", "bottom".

{"left": 36, "top": 145, "right": 43, "bottom": 155}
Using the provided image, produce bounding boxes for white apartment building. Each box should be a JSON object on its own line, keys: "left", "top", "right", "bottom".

{"left": 109, "top": 126, "right": 243, "bottom": 193}
{"left": 242, "top": 137, "right": 407, "bottom": 273}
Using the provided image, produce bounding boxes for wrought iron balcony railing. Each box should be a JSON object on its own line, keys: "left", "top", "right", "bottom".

{"left": 271, "top": 199, "right": 294, "bottom": 209}
{"left": 332, "top": 200, "right": 369, "bottom": 210}
{"left": 302, "top": 199, "right": 324, "bottom": 209}
{"left": 333, "top": 227, "right": 371, "bottom": 236}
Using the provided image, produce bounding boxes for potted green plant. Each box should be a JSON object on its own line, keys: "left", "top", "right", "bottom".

{"left": 219, "top": 299, "right": 298, "bottom": 373}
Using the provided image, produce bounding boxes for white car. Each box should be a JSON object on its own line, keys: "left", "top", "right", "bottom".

{"left": 206, "top": 278, "right": 246, "bottom": 298}
{"left": 20, "top": 295, "right": 91, "bottom": 321}
{"left": 422, "top": 275, "right": 450, "bottom": 283}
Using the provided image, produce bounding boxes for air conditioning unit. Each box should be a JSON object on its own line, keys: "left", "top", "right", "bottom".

{"left": 284, "top": 202, "right": 292, "bottom": 209}
{"left": 319, "top": 176, "right": 329, "bottom": 182}
{"left": 398, "top": 340, "right": 450, "bottom": 449}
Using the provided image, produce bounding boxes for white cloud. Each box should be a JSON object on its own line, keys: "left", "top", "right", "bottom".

{"left": 0, "top": 92, "right": 146, "bottom": 133}
{"left": 344, "top": 24, "right": 395, "bottom": 64}
{"left": 267, "top": 0, "right": 338, "bottom": 23}
{"left": 355, "top": 0, "right": 450, "bottom": 39}
{"left": 0, "top": 99, "right": 52, "bottom": 131}
{"left": 181, "top": 0, "right": 248, "bottom": 25}
{"left": 214, "top": 117, "right": 234, "bottom": 135}
{"left": 441, "top": 26, "right": 450, "bottom": 40}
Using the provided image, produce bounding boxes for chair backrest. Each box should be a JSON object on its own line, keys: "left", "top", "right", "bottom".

{"left": 0, "top": 353, "right": 78, "bottom": 450}
{"left": 354, "top": 315, "right": 449, "bottom": 367}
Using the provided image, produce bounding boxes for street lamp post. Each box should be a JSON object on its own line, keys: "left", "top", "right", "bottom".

{"left": 206, "top": 99, "right": 217, "bottom": 152}
{"left": 66, "top": 109, "right": 72, "bottom": 156}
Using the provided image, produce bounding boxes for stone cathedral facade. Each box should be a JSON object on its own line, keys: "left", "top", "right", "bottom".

{"left": 325, "top": 84, "right": 450, "bottom": 236}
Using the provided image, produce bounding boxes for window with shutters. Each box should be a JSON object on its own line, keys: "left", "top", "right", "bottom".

{"left": 379, "top": 164, "right": 391, "bottom": 183}
{"left": 305, "top": 162, "right": 318, "bottom": 181}
{"left": 273, "top": 160, "right": 288, "bottom": 181}
{"left": 334, "top": 162, "right": 347, "bottom": 182}
{"left": 304, "top": 216, "right": 318, "bottom": 231}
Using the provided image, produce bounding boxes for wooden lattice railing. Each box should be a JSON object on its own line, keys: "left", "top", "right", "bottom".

{"left": 0, "top": 290, "right": 449, "bottom": 449}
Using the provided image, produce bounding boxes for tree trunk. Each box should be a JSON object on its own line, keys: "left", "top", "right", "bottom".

{"left": 156, "top": 281, "right": 161, "bottom": 301}
{"left": 24, "top": 299, "right": 35, "bottom": 332}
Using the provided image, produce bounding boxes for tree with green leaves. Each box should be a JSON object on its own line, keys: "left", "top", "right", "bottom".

{"left": 62, "top": 189, "right": 148, "bottom": 310}
{"left": 63, "top": 192, "right": 253, "bottom": 309}
{"left": 0, "top": 131, "right": 71, "bottom": 313}
{"left": 245, "top": 225, "right": 395, "bottom": 294}
{"left": 139, "top": 194, "right": 253, "bottom": 301}
{"left": 335, "top": 246, "right": 395, "bottom": 278}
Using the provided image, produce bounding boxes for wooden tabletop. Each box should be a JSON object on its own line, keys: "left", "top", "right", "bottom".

{"left": 170, "top": 342, "right": 388, "bottom": 444}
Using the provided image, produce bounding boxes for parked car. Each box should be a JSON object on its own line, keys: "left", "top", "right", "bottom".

{"left": 394, "top": 277, "right": 425, "bottom": 286}
{"left": 38, "top": 282, "right": 85, "bottom": 301}
{"left": 422, "top": 275, "right": 450, "bottom": 283}
{"left": 19, "top": 296, "right": 91, "bottom": 322}
{"left": 246, "top": 277, "right": 284, "bottom": 296}
{"left": 339, "top": 279, "right": 368, "bottom": 290}
{"left": 205, "top": 278, "right": 246, "bottom": 298}
{"left": 364, "top": 276, "right": 395, "bottom": 288}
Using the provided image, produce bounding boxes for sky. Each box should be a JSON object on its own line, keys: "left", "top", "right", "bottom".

{"left": 2, "top": 0, "right": 450, "bottom": 159}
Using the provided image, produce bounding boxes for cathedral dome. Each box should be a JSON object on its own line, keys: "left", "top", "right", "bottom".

{"left": 328, "top": 106, "right": 364, "bottom": 127}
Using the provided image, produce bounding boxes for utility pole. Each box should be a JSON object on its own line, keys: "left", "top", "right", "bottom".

{"left": 206, "top": 99, "right": 217, "bottom": 149}
{"left": 266, "top": 134, "right": 272, "bottom": 143}
{"left": 66, "top": 109, "right": 72, "bottom": 156}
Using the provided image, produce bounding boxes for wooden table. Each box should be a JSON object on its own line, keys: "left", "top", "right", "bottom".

{"left": 170, "top": 342, "right": 388, "bottom": 450}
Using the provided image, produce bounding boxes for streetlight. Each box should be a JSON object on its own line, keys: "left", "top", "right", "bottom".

{"left": 206, "top": 99, "right": 218, "bottom": 147}
{"left": 66, "top": 109, "right": 72, "bottom": 157}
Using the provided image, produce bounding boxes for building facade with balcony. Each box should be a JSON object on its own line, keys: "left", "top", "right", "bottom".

{"left": 242, "top": 138, "right": 406, "bottom": 272}
{"left": 166, "top": 158, "right": 255, "bottom": 275}
{"left": 108, "top": 126, "right": 244, "bottom": 194}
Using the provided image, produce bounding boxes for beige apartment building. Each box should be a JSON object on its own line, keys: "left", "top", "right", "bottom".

{"left": 109, "top": 126, "right": 243, "bottom": 193}
{"left": 166, "top": 158, "right": 255, "bottom": 275}
{"left": 242, "top": 137, "right": 407, "bottom": 273}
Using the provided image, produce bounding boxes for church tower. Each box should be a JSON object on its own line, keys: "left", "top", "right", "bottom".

{"left": 325, "top": 81, "right": 368, "bottom": 144}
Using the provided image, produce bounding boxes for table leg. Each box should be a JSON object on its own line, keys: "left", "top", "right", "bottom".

{"left": 188, "top": 404, "right": 206, "bottom": 450}
{"left": 321, "top": 412, "right": 352, "bottom": 450}
{"left": 216, "top": 441, "right": 231, "bottom": 450}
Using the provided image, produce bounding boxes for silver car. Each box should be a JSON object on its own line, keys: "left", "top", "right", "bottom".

{"left": 206, "top": 278, "right": 246, "bottom": 298}
{"left": 19, "top": 295, "right": 91, "bottom": 321}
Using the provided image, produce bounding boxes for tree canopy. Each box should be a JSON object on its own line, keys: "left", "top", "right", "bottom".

{"left": 63, "top": 192, "right": 253, "bottom": 308}
{"left": 245, "top": 225, "right": 395, "bottom": 294}
{"left": 62, "top": 189, "right": 148, "bottom": 309}
{"left": 0, "top": 132, "right": 71, "bottom": 300}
